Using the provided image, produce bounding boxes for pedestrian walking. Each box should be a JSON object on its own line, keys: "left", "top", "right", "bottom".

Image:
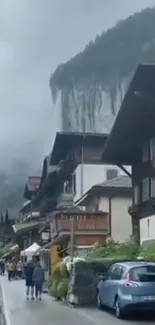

{"left": 32, "top": 261, "right": 45, "bottom": 300}
{"left": 17, "top": 261, "right": 22, "bottom": 278}
{"left": 7, "top": 260, "right": 14, "bottom": 281}
{"left": 24, "top": 260, "right": 35, "bottom": 300}
{"left": 0, "top": 259, "right": 5, "bottom": 275}
{"left": 12, "top": 260, "right": 17, "bottom": 279}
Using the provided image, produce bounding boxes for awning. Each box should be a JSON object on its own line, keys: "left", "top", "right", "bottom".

{"left": 10, "top": 244, "right": 19, "bottom": 252}
{"left": 20, "top": 242, "right": 41, "bottom": 256}
{"left": 13, "top": 221, "right": 38, "bottom": 234}
{"left": 0, "top": 243, "right": 19, "bottom": 258}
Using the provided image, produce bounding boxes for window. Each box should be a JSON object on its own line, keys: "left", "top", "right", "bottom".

{"left": 142, "top": 141, "right": 149, "bottom": 162}
{"left": 133, "top": 185, "right": 139, "bottom": 204}
{"left": 107, "top": 265, "right": 124, "bottom": 280}
{"left": 130, "top": 266, "right": 155, "bottom": 282}
{"left": 106, "top": 169, "right": 118, "bottom": 180}
{"left": 142, "top": 178, "right": 150, "bottom": 202}
{"left": 151, "top": 178, "right": 155, "bottom": 197}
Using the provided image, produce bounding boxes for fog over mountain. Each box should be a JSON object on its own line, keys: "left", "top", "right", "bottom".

{"left": 0, "top": 0, "right": 154, "bottom": 173}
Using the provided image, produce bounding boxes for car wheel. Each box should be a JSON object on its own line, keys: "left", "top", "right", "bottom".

{"left": 97, "top": 294, "right": 103, "bottom": 310}
{"left": 115, "top": 297, "right": 124, "bottom": 319}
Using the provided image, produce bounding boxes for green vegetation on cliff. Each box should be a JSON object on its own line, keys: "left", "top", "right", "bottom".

{"left": 50, "top": 7, "right": 155, "bottom": 103}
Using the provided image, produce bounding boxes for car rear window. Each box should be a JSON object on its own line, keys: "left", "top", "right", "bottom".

{"left": 130, "top": 265, "right": 155, "bottom": 282}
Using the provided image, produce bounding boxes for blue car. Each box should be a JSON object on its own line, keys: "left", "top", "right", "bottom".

{"left": 97, "top": 261, "right": 155, "bottom": 318}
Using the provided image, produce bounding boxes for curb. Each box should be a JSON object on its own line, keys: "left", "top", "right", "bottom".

{"left": 0, "top": 281, "right": 12, "bottom": 325}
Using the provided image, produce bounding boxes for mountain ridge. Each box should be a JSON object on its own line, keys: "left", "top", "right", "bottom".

{"left": 50, "top": 7, "right": 155, "bottom": 97}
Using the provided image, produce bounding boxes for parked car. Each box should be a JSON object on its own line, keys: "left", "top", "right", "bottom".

{"left": 97, "top": 261, "right": 155, "bottom": 318}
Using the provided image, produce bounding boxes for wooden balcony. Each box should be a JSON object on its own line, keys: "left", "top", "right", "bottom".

{"left": 57, "top": 212, "right": 108, "bottom": 234}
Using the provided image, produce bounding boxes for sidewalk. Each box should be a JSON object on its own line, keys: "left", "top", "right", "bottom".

{"left": 0, "top": 276, "right": 103, "bottom": 325}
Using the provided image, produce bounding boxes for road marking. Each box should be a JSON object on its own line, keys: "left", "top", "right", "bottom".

{"left": 1, "top": 280, "right": 12, "bottom": 325}
{"left": 76, "top": 309, "right": 104, "bottom": 324}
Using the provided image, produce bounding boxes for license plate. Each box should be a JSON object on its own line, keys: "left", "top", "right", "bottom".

{"left": 142, "top": 296, "right": 155, "bottom": 301}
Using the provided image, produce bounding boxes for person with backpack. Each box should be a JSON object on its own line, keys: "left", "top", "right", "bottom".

{"left": 32, "top": 261, "right": 45, "bottom": 300}
{"left": 24, "top": 260, "right": 35, "bottom": 300}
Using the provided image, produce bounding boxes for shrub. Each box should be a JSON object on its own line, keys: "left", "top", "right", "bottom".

{"left": 140, "top": 244, "right": 155, "bottom": 261}
{"left": 57, "top": 278, "right": 69, "bottom": 299}
{"left": 87, "top": 238, "right": 139, "bottom": 260}
{"left": 50, "top": 261, "right": 70, "bottom": 300}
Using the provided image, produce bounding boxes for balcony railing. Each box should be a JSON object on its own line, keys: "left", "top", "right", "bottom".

{"left": 57, "top": 213, "right": 108, "bottom": 233}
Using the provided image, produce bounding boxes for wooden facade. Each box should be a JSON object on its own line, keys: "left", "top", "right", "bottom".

{"left": 102, "top": 63, "right": 155, "bottom": 245}
{"left": 36, "top": 132, "right": 109, "bottom": 248}
{"left": 49, "top": 210, "right": 109, "bottom": 247}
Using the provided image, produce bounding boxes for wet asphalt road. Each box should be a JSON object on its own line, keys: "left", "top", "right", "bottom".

{"left": 1, "top": 276, "right": 154, "bottom": 325}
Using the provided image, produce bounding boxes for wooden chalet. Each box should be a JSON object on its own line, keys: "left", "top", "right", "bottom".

{"left": 14, "top": 176, "right": 41, "bottom": 250}
{"left": 102, "top": 63, "right": 155, "bottom": 245}
{"left": 37, "top": 132, "right": 108, "bottom": 211}
{"left": 37, "top": 132, "right": 109, "bottom": 252}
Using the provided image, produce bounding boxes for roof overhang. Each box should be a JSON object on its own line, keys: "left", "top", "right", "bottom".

{"left": 50, "top": 131, "right": 108, "bottom": 165}
{"left": 102, "top": 63, "right": 155, "bottom": 165}
{"left": 20, "top": 200, "right": 31, "bottom": 213}
{"left": 13, "top": 221, "right": 38, "bottom": 234}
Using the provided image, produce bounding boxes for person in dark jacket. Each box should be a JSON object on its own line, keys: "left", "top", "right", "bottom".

{"left": 24, "top": 260, "right": 35, "bottom": 300}
{"left": 0, "top": 260, "right": 5, "bottom": 275}
{"left": 32, "top": 261, "right": 45, "bottom": 300}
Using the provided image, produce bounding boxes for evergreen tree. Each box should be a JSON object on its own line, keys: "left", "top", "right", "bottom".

{"left": 5, "top": 210, "right": 9, "bottom": 224}
{"left": 0, "top": 215, "right": 3, "bottom": 226}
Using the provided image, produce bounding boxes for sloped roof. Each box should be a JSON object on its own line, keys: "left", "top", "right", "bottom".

{"left": 76, "top": 175, "right": 131, "bottom": 206}
{"left": 102, "top": 63, "right": 155, "bottom": 165}
{"left": 95, "top": 175, "right": 131, "bottom": 189}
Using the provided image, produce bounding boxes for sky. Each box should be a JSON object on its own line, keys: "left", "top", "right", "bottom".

{"left": 0, "top": 0, "right": 155, "bottom": 172}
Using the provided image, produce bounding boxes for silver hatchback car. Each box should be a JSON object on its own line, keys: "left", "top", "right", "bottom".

{"left": 97, "top": 261, "right": 155, "bottom": 318}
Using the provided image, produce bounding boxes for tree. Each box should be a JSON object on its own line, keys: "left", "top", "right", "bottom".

{"left": 5, "top": 210, "right": 9, "bottom": 224}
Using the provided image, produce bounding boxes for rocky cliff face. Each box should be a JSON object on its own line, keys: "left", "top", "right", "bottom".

{"left": 53, "top": 78, "right": 130, "bottom": 133}
{"left": 50, "top": 7, "right": 155, "bottom": 133}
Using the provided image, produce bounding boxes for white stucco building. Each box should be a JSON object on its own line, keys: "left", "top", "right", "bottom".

{"left": 75, "top": 175, "right": 132, "bottom": 243}
{"left": 73, "top": 163, "right": 131, "bottom": 203}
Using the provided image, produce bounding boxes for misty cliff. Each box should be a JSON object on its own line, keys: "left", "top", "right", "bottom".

{"left": 0, "top": 160, "right": 37, "bottom": 212}
{"left": 50, "top": 7, "right": 155, "bottom": 133}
